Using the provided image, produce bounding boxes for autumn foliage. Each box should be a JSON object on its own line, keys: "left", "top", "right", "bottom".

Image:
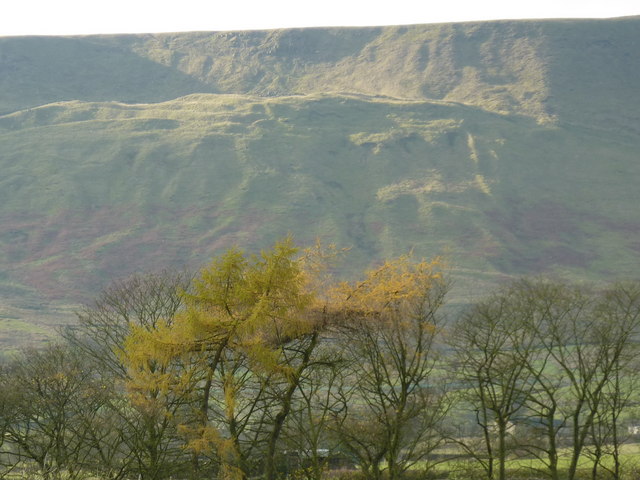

{"left": 119, "top": 239, "right": 447, "bottom": 480}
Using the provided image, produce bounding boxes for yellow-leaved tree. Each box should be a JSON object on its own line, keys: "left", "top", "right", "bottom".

{"left": 328, "top": 255, "right": 451, "bottom": 480}
{"left": 123, "top": 238, "right": 328, "bottom": 480}
{"left": 122, "top": 240, "right": 450, "bottom": 480}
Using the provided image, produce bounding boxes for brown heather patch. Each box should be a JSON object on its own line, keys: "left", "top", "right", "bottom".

{"left": 2, "top": 204, "right": 271, "bottom": 304}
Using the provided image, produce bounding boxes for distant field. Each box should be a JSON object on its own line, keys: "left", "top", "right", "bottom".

{"left": 426, "top": 442, "right": 640, "bottom": 479}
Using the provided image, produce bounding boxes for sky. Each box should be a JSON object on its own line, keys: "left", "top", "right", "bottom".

{"left": 1, "top": 0, "right": 638, "bottom": 37}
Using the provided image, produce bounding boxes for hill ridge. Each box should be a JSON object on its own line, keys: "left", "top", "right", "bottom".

{"left": 2, "top": 17, "right": 638, "bottom": 125}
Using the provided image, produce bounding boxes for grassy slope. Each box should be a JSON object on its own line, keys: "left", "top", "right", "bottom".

{"left": 0, "top": 18, "right": 639, "bottom": 349}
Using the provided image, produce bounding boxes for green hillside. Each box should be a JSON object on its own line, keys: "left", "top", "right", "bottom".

{"left": 0, "top": 17, "right": 639, "bottom": 350}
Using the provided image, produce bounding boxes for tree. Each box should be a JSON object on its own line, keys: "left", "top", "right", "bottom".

{"left": 450, "top": 284, "right": 537, "bottom": 480}
{"left": 0, "top": 363, "right": 18, "bottom": 479}
{"left": 62, "top": 270, "right": 197, "bottom": 480}
{"left": 505, "top": 280, "right": 571, "bottom": 480}
{"left": 329, "top": 255, "right": 450, "bottom": 480}
{"left": 123, "top": 238, "right": 328, "bottom": 480}
{"left": 282, "top": 361, "right": 346, "bottom": 480}
{"left": 518, "top": 280, "right": 620, "bottom": 480}
{"left": 452, "top": 278, "right": 640, "bottom": 480}
{"left": 63, "top": 270, "right": 190, "bottom": 378}
{"left": 585, "top": 282, "right": 640, "bottom": 480}
{"left": 0, "top": 345, "right": 113, "bottom": 480}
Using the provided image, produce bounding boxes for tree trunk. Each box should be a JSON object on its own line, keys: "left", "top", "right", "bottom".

{"left": 545, "top": 412, "right": 560, "bottom": 480}
{"left": 497, "top": 419, "right": 507, "bottom": 480}
{"left": 264, "top": 332, "right": 319, "bottom": 480}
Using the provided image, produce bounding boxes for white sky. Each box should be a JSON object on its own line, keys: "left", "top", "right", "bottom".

{"left": 1, "top": 0, "right": 638, "bottom": 37}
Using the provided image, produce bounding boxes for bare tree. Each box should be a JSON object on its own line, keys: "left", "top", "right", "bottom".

{"left": 61, "top": 270, "right": 200, "bottom": 480}
{"left": 454, "top": 279, "right": 640, "bottom": 480}
{"left": 509, "top": 280, "right": 586, "bottom": 480}
{"left": 585, "top": 282, "right": 640, "bottom": 480}
{"left": 449, "top": 284, "right": 538, "bottom": 480}
{"left": 0, "top": 345, "right": 113, "bottom": 480}
{"left": 0, "top": 363, "right": 19, "bottom": 479}
{"left": 519, "top": 280, "right": 630, "bottom": 480}
{"left": 63, "top": 269, "right": 190, "bottom": 377}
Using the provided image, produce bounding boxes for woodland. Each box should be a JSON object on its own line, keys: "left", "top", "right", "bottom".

{"left": 1, "top": 239, "right": 639, "bottom": 480}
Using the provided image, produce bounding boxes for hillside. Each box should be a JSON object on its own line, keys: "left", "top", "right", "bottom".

{"left": 0, "top": 17, "right": 639, "bottom": 351}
